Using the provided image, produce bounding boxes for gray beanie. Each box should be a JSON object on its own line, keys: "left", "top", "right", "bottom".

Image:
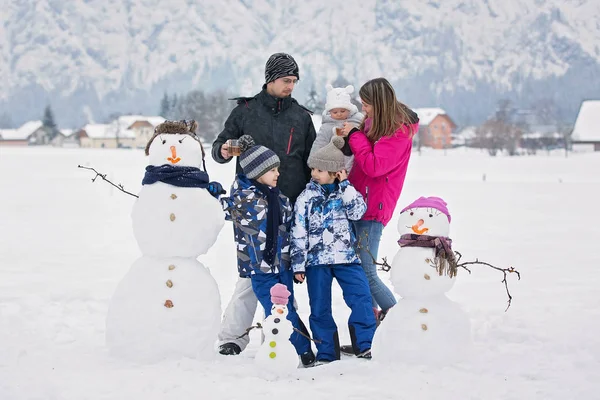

{"left": 238, "top": 135, "right": 280, "bottom": 179}
{"left": 307, "top": 136, "right": 346, "bottom": 172}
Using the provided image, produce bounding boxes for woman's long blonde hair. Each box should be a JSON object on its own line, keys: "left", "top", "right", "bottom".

{"left": 358, "top": 78, "right": 416, "bottom": 142}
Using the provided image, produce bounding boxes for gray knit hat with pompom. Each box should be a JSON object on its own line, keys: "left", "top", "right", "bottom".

{"left": 238, "top": 135, "right": 280, "bottom": 179}
{"left": 307, "top": 136, "right": 346, "bottom": 172}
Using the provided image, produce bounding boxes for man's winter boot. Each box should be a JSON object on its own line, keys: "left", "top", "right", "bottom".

{"left": 218, "top": 342, "right": 242, "bottom": 355}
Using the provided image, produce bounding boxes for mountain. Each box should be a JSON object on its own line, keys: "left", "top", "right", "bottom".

{"left": 1, "top": 0, "right": 599, "bottom": 129}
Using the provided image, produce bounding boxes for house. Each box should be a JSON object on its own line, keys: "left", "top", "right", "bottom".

{"left": 510, "top": 109, "right": 567, "bottom": 151}
{"left": 571, "top": 100, "right": 600, "bottom": 151}
{"left": 413, "top": 108, "right": 457, "bottom": 149}
{"left": 453, "top": 126, "right": 477, "bottom": 147}
{"left": 51, "top": 129, "right": 80, "bottom": 147}
{"left": 78, "top": 123, "right": 136, "bottom": 149}
{"left": 115, "top": 115, "right": 165, "bottom": 149}
{"left": 77, "top": 115, "right": 165, "bottom": 149}
{"left": 0, "top": 121, "right": 49, "bottom": 146}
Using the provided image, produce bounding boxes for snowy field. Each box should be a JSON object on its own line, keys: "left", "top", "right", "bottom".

{"left": 1, "top": 146, "right": 599, "bottom": 400}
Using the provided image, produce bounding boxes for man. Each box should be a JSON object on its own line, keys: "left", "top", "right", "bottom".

{"left": 211, "top": 53, "right": 317, "bottom": 362}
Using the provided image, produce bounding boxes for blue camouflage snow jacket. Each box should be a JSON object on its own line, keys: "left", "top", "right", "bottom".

{"left": 290, "top": 179, "right": 366, "bottom": 273}
{"left": 221, "top": 174, "right": 292, "bottom": 277}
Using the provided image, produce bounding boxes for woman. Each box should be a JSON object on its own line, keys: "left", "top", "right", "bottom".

{"left": 339, "top": 77, "right": 419, "bottom": 355}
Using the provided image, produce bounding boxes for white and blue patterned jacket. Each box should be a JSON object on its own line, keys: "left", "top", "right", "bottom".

{"left": 290, "top": 179, "right": 366, "bottom": 273}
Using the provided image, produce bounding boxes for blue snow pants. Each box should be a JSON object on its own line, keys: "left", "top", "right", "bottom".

{"left": 305, "top": 263, "right": 377, "bottom": 361}
{"left": 251, "top": 269, "right": 311, "bottom": 355}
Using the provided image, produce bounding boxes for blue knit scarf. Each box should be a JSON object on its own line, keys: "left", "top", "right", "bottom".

{"left": 252, "top": 180, "right": 281, "bottom": 266}
{"left": 142, "top": 164, "right": 211, "bottom": 188}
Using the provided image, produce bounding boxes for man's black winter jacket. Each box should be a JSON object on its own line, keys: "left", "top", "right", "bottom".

{"left": 212, "top": 89, "right": 317, "bottom": 204}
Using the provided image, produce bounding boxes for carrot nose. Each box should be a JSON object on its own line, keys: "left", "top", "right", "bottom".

{"left": 170, "top": 146, "right": 177, "bottom": 158}
{"left": 276, "top": 309, "right": 284, "bottom": 314}
{"left": 411, "top": 219, "right": 429, "bottom": 234}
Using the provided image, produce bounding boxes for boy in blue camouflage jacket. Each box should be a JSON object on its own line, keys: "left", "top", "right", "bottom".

{"left": 290, "top": 136, "right": 377, "bottom": 365}
{"left": 221, "top": 135, "right": 315, "bottom": 367}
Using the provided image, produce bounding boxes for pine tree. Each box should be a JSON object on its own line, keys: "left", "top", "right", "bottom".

{"left": 159, "top": 92, "right": 170, "bottom": 118}
{"left": 332, "top": 75, "right": 351, "bottom": 88}
{"left": 305, "top": 85, "right": 324, "bottom": 114}
{"left": 171, "top": 94, "right": 179, "bottom": 119}
{"left": 42, "top": 105, "right": 58, "bottom": 140}
{"left": 0, "top": 112, "right": 13, "bottom": 129}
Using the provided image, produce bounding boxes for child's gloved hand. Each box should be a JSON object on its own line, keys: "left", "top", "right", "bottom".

{"left": 294, "top": 273, "right": 305, "bottom": 284}
{"left": 207, "top": 181, "right": 226, "bottom": 198}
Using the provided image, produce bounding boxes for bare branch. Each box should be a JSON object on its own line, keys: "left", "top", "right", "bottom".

{"left": 235, "top": 322, "right": 263, "bottom": 339}
{"left": 356, "top": 233, "right": 392, "bottom": 272}
{"left": 293, "top": 328, "right": 322, "bottom": 344}
{"left": 78, "top": 165, "right": 139, "bottom": 198}
{"left": 456, "top": 255, "right": 521, "bottom": 311}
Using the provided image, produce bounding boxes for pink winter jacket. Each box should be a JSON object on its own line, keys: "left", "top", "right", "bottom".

{"left": 348, "top": 122, "right": 418, "bottom": 226}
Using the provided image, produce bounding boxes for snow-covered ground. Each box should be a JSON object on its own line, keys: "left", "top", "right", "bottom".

{"left": 1, "top": 146, "right": 599, "bottom": 400}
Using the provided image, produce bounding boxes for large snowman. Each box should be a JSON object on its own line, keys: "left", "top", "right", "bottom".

{"left": 105, "top": 120, "right": 225, "bottom": 363}
{"left": 254, "top": 284, "right": 299, "bottom": 377}
{"left": 372, "top": 196, "right": 471, "bottom": 366}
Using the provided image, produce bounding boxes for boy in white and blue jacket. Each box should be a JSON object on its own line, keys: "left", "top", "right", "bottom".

{"left": 221, "top": 135, "right": 315, "bottom": 367}
{"left": 291, "top": 136, "right": 377, "bottom": 364}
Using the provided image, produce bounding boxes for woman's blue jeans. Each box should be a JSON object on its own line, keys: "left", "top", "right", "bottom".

{"left": 352, "top": 220, "right": 397, "bottom": 311}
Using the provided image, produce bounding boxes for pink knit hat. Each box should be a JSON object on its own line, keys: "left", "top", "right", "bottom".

{"left": 401, "top": 196, "right": 451, "bottom": 222}
{"left": 270, "top": 283, "right": 291, "bottom": 305}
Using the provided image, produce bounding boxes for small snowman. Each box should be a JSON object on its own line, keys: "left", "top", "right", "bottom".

{"left": 372, "top": 196, "right": 472, "bottom": 366}
{"left": 254, "top": 283, "right": 299, "bottom": 376}
{"left": 105, "top": 120, "right": 225, "bottom": 363}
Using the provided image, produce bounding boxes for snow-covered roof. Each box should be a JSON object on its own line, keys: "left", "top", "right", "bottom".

{"left": 117, "top": 115, "right": 165, "bottom": 129}
{"left": 572, "top": 101, "right": 600, "bottom": 141}
{"left": 414, "top": 108, "right": 446, "bottom": 126}
{"left": 60, "top": 129, "right": 75, "bottom": 137}
{"left": 0, "top": 129, "right": 18, "bottom": 140}
{"left": 80, "top": 123, "right": 135, "bottom": 139}
{"left": 0, "top": 120, "right": 44, "bottom": 140}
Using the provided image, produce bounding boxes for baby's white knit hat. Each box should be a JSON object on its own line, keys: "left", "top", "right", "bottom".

{"left": 324, "top": 84, "right": 358, "bottom": 114}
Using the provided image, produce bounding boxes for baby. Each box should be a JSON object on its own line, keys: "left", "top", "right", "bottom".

{"left": 309, "top": 84, "right": 364, "bottom": 171}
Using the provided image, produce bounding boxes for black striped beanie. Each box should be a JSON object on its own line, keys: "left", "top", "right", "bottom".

{"left": 265, "top": 53, "right": 299, "bottom": 84}
{"left": 238, "top": 135, "right": 280, "bottom": 179}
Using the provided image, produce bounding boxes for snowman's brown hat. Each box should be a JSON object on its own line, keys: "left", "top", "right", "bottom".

{"left": 144, "top": 120, "right": 201, "bottom": 156}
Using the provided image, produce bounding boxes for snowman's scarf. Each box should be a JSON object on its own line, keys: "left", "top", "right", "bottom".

{"left": 142, "top": 164, "right": 211, "bottom": 188}
{"left": 398, "top": 234, "right": 458, "bottom": 278}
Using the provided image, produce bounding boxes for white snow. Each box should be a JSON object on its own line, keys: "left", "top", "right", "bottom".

{"left": 1, "top": 146, "right": 600, "bottom": 399}
{"left": 571, "top": 100, "right": 600, "bottom": 142}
